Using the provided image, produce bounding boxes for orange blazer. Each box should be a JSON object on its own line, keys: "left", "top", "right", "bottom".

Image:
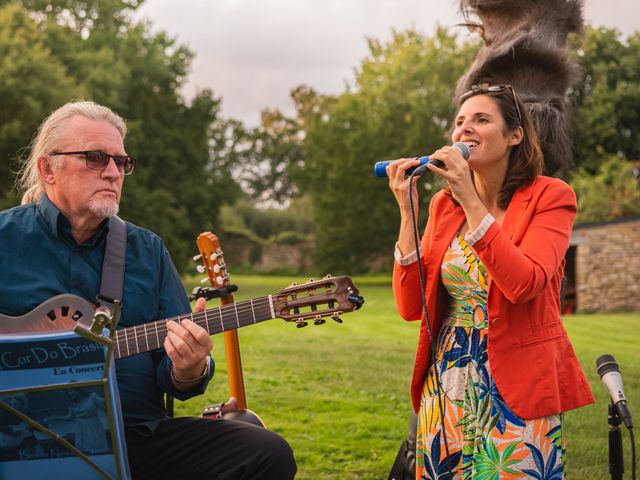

{"left": 393, "top": 176, "right": 595, "bottom": 418}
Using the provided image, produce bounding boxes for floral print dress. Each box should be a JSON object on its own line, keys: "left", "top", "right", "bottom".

{"left": 416, "top": 235, "right": 565, "bottom": 480}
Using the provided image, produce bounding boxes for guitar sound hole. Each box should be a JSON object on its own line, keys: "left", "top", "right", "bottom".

{"left": 47, "top": 310, "right": 57, "bottom": 321}
{"left": 61, "top": 306, "right": 69, "bottom": 317}
{"left": 72, "top": 310, "right": 84, "bottom": 321}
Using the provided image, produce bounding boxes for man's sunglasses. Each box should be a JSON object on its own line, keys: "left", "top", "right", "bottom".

{"left": 48, "top": 150, "right": 136, "bottom": 175}
{"left": 460, "top": 84, "right": 523, "bottom": 126}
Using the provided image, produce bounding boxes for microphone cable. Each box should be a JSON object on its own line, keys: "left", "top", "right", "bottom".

{"left": 408, "top": 167, "right": 454, "bottom": 479}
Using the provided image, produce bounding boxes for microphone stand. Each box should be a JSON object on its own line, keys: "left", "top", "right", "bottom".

{"left": 609, "top": 402, "right": 624, "bottom": 480}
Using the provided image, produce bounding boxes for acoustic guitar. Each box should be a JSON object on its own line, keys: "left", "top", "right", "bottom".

{"left": 0, "top": 276, "right": 365, "bottom": 363}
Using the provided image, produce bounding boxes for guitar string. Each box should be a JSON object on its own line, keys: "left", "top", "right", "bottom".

{"left": 117, "top": 283, "right": 342, "bottom": 340}
{"left": 115, "top": 296, "right": 272, "bottom": 342}
{"left": 114, "top": 300, "right": 340, "bottom": 351}
{"left": 114, "top": 291, "right": 343, "bottom": 353}
{"left": 114, "top": 281, "right": 343, "bottom": 335}
{"left": 113, "top": 300, "right": 273, "bottom": 356}
{"left": 174, "top": 290, "right": 341, "bottom": 326}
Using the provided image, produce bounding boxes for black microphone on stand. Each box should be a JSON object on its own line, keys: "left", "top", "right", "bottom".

{"left": 596, "top": 354, "right": 636, "bottom": 480}
{"left": 597, "top": 354, "right": 633, "bottom": 430}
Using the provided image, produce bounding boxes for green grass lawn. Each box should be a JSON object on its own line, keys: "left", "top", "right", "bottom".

{"left": 178, "top": 274, "right": 639, "bottom": 479}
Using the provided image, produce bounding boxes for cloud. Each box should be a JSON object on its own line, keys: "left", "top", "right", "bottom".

{"left": 137, "top": 0, "right": 638, "bottom": 126}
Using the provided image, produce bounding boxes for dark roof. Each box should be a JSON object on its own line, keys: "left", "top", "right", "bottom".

{"left": 574, "top": 215, "right": 640, "bottom": 230}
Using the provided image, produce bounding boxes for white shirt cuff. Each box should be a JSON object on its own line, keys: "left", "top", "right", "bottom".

{"left": 394, "top": 243, "right": 422, "bottom": 266}
{"left": 464, "top": 213, "right": 495, "bottom": 246}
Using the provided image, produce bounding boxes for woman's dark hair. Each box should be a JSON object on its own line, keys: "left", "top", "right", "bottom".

{"left": 444, "top": 83, "right": 543, "bottom": 209}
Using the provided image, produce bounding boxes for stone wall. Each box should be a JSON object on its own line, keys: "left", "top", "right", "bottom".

{"left": 215, "top": 231, "right": 260, "bottom": 266}
{"left": 257, "top": 241, "right": 315, "bottom": 273}
{"left": 572, "top": 217, "right": 640, "bottom": 312}
{"left": 215, "top": 231, "right": 315, "bottom": 273}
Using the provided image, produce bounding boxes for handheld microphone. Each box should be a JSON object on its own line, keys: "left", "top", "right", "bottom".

{"left": 596, "top": 354, "right": 633, "bottom": 429}
{"left": 373, "top": 141, "right": 470, "bottom": 178}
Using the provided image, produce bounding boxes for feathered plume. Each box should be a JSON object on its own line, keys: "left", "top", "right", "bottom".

{"left": 455, "top": 0, "right": 584, "bottom": 175}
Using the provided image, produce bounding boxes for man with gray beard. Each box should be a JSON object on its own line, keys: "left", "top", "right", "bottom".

{"left": 0, "top": 101, "right": 296, "bottom": 479}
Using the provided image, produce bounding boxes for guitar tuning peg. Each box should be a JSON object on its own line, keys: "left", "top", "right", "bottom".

{"left": 216, "top": 276, "right": 224, "bottom": 285}
{"left": 308, "top": 278, "right": 314, "bottom": 283}
{"left": 200, "top": 277, "right": 210, "bottom": 284}
{"left": 348, "top": 294, "right": 365, "bottom": 309}
{"left": 213, "top": 265, "right": 221, "bottom": 273}
{"left": 196, "top": 265, "right": 206, "bottom": 273}
{"left": 193, "top": 254, "right": 202, "bottom": 261}
{"left": 332, "top": 312, "right": 343, "bottom": 324}
{"left": 210, "top": 253, "right": 218, "bottom": 261}
{"left": 314, "top": 318, "right": 326, "bottom": 326}
{"left": 296, "top": 321, "right": 308, "bottom": 328}
{"left": 323, "top": 274, "right": 332, "bottom": 279}
{"left": 289, "top": 282, "right": 298, "bottom": 287}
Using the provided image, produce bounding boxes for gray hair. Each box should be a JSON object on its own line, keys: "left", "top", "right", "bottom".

{"left": 17, "top": 100, "right": 127, "bottom": 204}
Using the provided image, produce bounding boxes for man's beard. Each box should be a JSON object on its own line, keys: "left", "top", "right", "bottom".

{"left": 89, "top": 198, "right": 119, "bottom": 218}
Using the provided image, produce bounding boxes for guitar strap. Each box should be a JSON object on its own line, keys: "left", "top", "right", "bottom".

{"left": 95, "top": 217, "right": 174, "bottom": 418}
{"left": 97, "top": 215, "right": 127, "bottom": 314}
{"left": 95, "top": 217, "right": 175, "bottom": 418}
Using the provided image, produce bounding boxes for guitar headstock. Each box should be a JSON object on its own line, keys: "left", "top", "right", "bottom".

{"left": 273, "top": 275, "right": 364, "bottom": 327}
{"left": 196, "top": 232, "right": 229, "bottom": 287}
{"left": 190, "top": 232, "right": 236, "bottom": 301}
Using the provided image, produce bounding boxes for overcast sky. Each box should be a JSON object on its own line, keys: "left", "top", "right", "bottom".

{"left": 136, "top": 0, "right": 639, "bottom": 126}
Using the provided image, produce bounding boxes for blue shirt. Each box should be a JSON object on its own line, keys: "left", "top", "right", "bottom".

{"left": 0, "top": 194, "right": 214, "bottom": 431}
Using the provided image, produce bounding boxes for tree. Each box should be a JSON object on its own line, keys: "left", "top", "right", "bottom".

{"left": 570, "top": 157, "right": 640, "bottom": 223}
{"left": 0, "top": 0, "right": 239, "bottom": 271}
{"left": 300, "top": 28, "right": 479, "bottom": 273}
{"left": 569, "top": 27, "right": 640, "bottom": 172}
{"left": 228, "top": 85, "right": 335, "bottom": 207}
{"left": 0, "top": 2, "right": 81, "bottom": 209}
{"left": 232, "top": 109, "right": 304, "bottom": 206}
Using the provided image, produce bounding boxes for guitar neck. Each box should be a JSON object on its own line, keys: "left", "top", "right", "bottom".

{"left": 113, "top": 295, "right": 275, "bottom": 360}
{"left": 220, "top": 294, "right": 248, "bottom": 410}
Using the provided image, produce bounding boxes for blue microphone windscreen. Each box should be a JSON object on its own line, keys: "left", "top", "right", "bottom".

{"left": 374, "top": 156, "right": 430, "bottom": 177}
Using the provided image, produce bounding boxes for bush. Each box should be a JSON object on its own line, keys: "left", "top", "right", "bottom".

{"left": 270, "top": 230, "right": 309, "bottom": 245}
{"left": 570, "top": 156, "right": 640, "bottom": 224}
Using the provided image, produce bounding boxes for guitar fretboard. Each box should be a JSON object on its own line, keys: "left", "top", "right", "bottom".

{"left": 113, "top": 295, "right": 274, "bottom": 360}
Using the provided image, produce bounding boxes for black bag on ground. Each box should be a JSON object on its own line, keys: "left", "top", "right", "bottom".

{"left": 387, "top": 411, "right": 418, "bottom": 480}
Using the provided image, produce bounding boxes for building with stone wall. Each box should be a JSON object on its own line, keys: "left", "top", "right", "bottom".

{"left": 566, "top": 216, "right": 640, "bottom": 313}
{"left": 216, "top": 230, "right": 314, "bottom": 274}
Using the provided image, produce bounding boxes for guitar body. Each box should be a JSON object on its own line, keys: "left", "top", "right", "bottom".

{"left": 222, "top": 409, "right": 265, "bottom": 427}
{"left": 0, "top": 295, "right": 94, "bottom": 335}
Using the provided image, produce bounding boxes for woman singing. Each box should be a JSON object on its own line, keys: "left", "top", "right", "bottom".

{"left": 386, "top": 84, "right": 594, "bottom": 479}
